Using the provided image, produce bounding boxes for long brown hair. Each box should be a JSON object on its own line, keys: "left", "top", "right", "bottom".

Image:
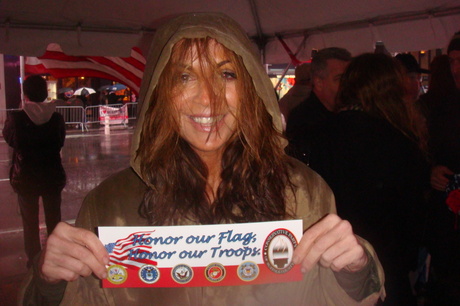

{"left": 136, "top": 37, "right": 292, "bottom": 225}
{"left": 338, "top": 53, "right": 421, "bottom": 145}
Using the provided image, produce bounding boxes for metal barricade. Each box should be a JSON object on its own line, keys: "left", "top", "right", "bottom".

{"left": 0, "top": 103, "right": 138, "bottom": 135}
{"left": 84, "top": 105, "right": 101, "bottom": 129}
{"left": 125, "top": 102, "right": 138, "bottom": 121}
{"left": 55, "top": 106, "right": 86, "bottom": 132}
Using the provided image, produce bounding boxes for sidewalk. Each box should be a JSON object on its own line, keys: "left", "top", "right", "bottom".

{"left": 0, "top": 126, "right": 134, "bottom": 305}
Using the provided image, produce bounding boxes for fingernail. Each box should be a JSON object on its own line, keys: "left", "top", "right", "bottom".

{"left": 301, "top": 267, "right": 307, "bottom": 274}
{"left": 101, "top": 272, "right": 107, "bottom": 279}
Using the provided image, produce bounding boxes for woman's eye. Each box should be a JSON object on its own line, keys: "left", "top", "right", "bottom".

{"left": 222, "top": 71, "right": 237, "bottom": 80}
{"left": 181, "top": 73, "right": 191, "bottom": 82}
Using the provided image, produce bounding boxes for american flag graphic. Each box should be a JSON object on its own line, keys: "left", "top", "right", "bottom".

{"left": 105, "top": 231, "right": 158, "bottom": 270}
{"left": 24, "top": 43, "right": 145, "bottom": 94}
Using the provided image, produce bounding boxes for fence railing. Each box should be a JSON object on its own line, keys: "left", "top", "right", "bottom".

{"left": 0, "top": 103, "right": 138, "bottom": 134}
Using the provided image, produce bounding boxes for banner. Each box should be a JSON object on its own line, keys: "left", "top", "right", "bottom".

{"left": 99, "top": 105, "right": 128, "bottom": 125}
{"left": 99, "top": 220, "right": 303, "bottom": 288}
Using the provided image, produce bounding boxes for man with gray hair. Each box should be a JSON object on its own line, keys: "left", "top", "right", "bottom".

{"left": 286, "top": 47, "right": 351, "bottom": 164}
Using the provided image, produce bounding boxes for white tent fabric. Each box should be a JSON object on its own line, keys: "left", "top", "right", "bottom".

{"left": 1, "top": 0, "right": 459, "bottom": 63}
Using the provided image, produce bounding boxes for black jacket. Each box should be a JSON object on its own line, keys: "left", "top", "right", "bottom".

{"left": 3, "top": 110, "right": 66, "bottom": 194}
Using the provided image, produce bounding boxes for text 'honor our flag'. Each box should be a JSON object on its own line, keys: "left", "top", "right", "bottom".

{"left": 25, "top": 43, "right": 145, "bottom": 94}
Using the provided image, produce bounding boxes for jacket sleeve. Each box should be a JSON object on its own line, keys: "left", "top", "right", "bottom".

{"left": 288, "top": 158, "right": 386, "bottom": 305}
{"left": 57, "top": 113, "right": 66, "bottom": 147}
{"left": 2, "top": 112, "right": 17, "bottom": 147}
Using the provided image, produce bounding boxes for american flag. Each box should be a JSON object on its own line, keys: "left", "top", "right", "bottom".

{"left": 105, "top": 231, "right": 158, "bottom": 270}
{"left": 24, "top": 43, "right": 145, "bottom": 94}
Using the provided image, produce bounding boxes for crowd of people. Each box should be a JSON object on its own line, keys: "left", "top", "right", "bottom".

{"left": 285, "top": 32, "right": 460, "bottom": 305}
{"left": 7, "top": 11, "right": 459, "bottom": 305}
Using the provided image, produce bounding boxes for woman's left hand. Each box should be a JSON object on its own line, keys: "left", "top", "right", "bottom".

{"left": 293, "top": 214, "right": 368, "bottom": 273}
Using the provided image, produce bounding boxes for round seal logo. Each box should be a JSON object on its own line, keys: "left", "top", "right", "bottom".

{"left": 107, "top": 264, "right": 128, "bottom": 285}
{"left": 263, "top": 228, "right": 298, "bottom": 274}
{"left": 171, "top": 264, "right": 193, "bottom": 284}
{"left": 139, "top": 264, "right": 160, "bottom": 284}
{"left": 205, "top": 262, "right": 226, "bottom": 283}
{"left": 237, "top": 261, "right": 259, "bottom": 282}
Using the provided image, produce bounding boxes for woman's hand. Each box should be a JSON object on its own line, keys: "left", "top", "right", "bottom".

{"left": 38, "top": 222, "right": 109, "bottom": 283}
{"left": 293, "top": 214, "right": 368, "bottom": 273}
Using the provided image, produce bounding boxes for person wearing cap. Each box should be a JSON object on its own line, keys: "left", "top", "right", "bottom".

{"left": 395, "top": 53, "right": 430, "bottom": 104}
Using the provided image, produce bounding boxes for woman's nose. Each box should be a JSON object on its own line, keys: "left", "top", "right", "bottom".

{"left": 194, "top": 82, "right": 211, "bottom": 107}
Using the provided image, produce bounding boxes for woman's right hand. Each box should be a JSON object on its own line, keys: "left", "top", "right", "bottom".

{"left": 38, "top": 222, "right": 109, "bottom": 283}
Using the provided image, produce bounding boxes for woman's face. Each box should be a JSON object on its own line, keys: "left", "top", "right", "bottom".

{"left": 172, "top": 40, "right": 239, "bottom": 159}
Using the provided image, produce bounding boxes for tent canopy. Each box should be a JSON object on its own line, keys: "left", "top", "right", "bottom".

{"left": 1, "top": 0, "right": 459, "bottom": 64}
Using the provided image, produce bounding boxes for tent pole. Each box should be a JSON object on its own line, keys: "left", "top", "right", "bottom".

{"left": 275, "top": 36, "right": 308, "bottom": 92}
{"left": 20, "top": 55, "right": 25, "bottom": 106}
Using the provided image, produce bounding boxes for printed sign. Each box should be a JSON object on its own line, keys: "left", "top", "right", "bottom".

{"left": 99, "top": 220, "right": 303, "bottom": 288}
{"left": 99, "top": 105, "right": 128, "bottom": 125}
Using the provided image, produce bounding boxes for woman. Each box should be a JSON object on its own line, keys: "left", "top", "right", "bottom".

{"left": 20, "top": 14, "right": 384, "bottom": 305}
{"left": 308, "top": 53, "right": 430, "bottom": 305}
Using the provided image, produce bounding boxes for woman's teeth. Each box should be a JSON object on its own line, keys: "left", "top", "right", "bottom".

{"left": 191, "top": 115, "right": 223, "bottom": 124}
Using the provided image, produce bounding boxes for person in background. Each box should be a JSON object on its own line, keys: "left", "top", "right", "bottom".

{"left": 308, "top": 53, "right": 430, "bottom": 305}
{"left": 422, "top": 31, "right": 460, "bottom": 305}
{"left": 285, "top": 47, "right": 351, "bottom": 165}
{"left": 278, "top": 62, "right": 311, "bottom": 130}
{"left": 395, "top": 52, "right": 430, "bottom": 154}
{"left": 19, "top": 13, "right": 384, "bottom": 305}
{"left": 395, "top": 53, "right": 429, "bottom": 104}
{"left": 2, "top": 75, "right": 66, "bottom": 268}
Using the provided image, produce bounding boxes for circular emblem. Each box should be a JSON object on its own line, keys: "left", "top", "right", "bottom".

{"left": 237, "top": 261, "right": 259, "bottom": 282}
{"left": 263, "top": 228, "right": 298, "bottom": 274}
{"left": 171, "top": 264, "right": 194, "bottom": 284}
{"left": 106, "top": 264, "right": 128, "bottom": 285}
{"left": 138, "top": 264, "right": 160, "bottom": 284}
{"left": 205, "top": 262, "right": 226, "bottom": 283}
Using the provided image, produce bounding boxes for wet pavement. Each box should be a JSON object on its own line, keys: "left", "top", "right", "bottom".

{"left": 0, "top": 125, "right": 134, "bottom": 305}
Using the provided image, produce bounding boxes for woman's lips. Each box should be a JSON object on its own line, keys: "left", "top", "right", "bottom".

{"left": 188, "top": 114, "right": 225, "bottom": 132}
{"left": 190, "top": 115, "right": 224, "bottom": 124}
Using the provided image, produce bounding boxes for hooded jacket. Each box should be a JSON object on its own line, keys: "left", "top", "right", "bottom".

{"left": 3, "top": 100, "right": 66, "bottom": 194}
{"left": 19, "top": 13, "right": 384, "bottom": 305}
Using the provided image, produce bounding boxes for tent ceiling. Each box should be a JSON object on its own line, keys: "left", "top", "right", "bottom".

{"left": 1, "top": 0, "right": 459, "bottom": 63}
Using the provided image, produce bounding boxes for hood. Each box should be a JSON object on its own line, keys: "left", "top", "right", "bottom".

{"left": 130, "top": 12, "right": 285, "bottom": 178}
{"left": 23, "top": 100, "right": 56, "bottom": 125}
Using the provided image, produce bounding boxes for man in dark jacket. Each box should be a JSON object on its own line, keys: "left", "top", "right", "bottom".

{"left": 2, "top": 75, "right": 66, "bottom": 268}
{"left": 285, "top": 47, "right": 351, "bottom": 164}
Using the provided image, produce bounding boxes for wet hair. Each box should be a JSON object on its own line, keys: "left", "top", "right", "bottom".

{"left": 137, "top": 37, "right": 292, "bottom": 225}
{"left": 23, "top": 75, "right": 48, "bottom": 102}
{"left": 338, "top": 53, "right": 420, "bottom": 145}
{"left": 311, "top": 47, "right": 352, "bottom": 79}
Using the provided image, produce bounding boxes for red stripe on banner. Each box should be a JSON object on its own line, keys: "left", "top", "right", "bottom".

{"left": 102, "top": 264, "right": 303, "bottom": 288}
{"left": 87, "top": 56, "right": 141, "bottom": 86}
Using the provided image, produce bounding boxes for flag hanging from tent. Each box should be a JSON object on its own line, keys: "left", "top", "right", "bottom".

{"left": 25, "top": 43, "right": 145, "bottom": 94}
